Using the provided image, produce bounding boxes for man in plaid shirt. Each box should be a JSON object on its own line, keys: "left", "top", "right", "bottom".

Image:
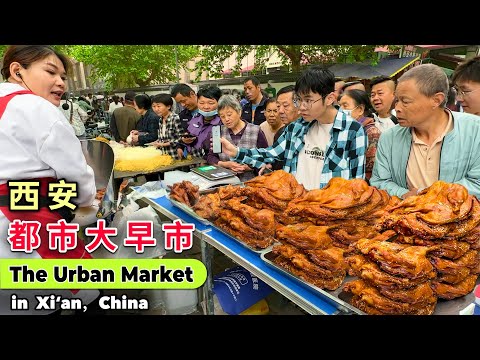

{"left": 221, "top": 66, "right": 367, "bottom": 189}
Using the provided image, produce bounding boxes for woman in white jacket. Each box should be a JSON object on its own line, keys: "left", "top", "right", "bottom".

{"left": 0, "top": 45, "right": 98, "bottom": 314}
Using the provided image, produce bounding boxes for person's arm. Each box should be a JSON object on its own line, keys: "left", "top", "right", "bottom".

{"left": 110, "top": 112, "right": 120, "bottom": 141}
{"left": 166, "top": 114, "right": 183, "bottom": 147}
{"left": 76, "top": 106, "right": 89, "bottom": 123}
{"left": 85, "top": 102, "right": 94, "bottom": 111}
{"left": 347, "top": 125, "right": 367, "bottom": 180}
{"left": 206, "top": 151, "right": 220, "bottom": 165}
{"left": 80, "top": 100, "right": 94, "bottom": 111}
{"left": 205, "top": 132, "right": 243, "bottom": 170}
{"left": 41, "top": 116, "right": 96, "bottom": 207}
{"left": 370, "top": 133, "right": 409, "bottom": 198}
{"left": 364, "top": 126, "right": 381, "bottom": 181}
{"left": 138, "top": 115, "right": 160, "bottom": 145}
{"left": 245, "top": 129, "right": 270, "bottom": 175}
{"left": 452, "top": 151, "right": 480, "bottom": 198}
{"left": 204, "top": 134, "right": 219, "bottom": 165}
{"left": 220, "top": 132, "right": 285, "bottom": 170}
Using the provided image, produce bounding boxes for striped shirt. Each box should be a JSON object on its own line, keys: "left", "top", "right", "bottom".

{"left": 234, "top": 109, "right": 367, "bottom": 188}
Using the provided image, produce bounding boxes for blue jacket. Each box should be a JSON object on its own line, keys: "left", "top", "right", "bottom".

{"left": 370, "top": 110, "right": 480, "bottom": 198}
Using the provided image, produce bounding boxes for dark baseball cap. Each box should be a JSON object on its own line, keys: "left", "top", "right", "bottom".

{"left": 125, "top": 90, "right": 137, "bottom": 101}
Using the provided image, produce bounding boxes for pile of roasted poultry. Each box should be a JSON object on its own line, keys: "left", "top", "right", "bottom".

{"left": 193, "top": 170, "right": 306, "bottom": 249}
{"left": 169, "top": 172, "right": 480, "bottom": 315}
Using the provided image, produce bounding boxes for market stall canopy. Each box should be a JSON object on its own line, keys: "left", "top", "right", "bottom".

{"left": 241, "top": 65, "right": 254, "bottom": 73}
{"left": 329, "top": 56, "right": 419, "bottom": 80}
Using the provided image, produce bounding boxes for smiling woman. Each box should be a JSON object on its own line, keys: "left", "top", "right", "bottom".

{"left": 0, "top": 45, "right": 98, "bottom": 315}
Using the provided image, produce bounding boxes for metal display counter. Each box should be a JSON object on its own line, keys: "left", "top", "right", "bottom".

{"left": 140, "top": 194, "right": 341, "bottom": 315}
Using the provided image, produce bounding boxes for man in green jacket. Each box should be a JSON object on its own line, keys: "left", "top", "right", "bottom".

{"left": 370, "top": 63, "right": 480, "bottom": 199}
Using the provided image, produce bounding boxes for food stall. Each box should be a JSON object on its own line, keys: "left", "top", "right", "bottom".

{"left": 134, "top": 171, "right": 480, "bottom": 315}
{"left": 110, "top": 142, "right": 204, "bottom": 180}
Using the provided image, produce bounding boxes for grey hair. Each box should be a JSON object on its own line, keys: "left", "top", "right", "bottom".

{"left": 397, "top": 64, "right": 449, "bottom": 107}
{"left": 218, "top": 94, "right": 242, "bottom": 113}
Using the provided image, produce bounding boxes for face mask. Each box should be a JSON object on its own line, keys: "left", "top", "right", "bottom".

{"left": 341, "top": 106, "right": 358, "bottom": 118}
{"left": 198, "top": 109, "right": 218, "bottom": 117}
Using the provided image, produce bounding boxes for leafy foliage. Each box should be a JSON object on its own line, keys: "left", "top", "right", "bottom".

{"left": 195, "top": 45, "right": 392, "bottom": 79}
{"left": 63, "top": 45, "right": 199, "bottom": 90}
{"left": 0, "top": 45, "right": 7, "bottom": 57}
{"left": 0, "top": 45, "right": 398, "bottom": 89}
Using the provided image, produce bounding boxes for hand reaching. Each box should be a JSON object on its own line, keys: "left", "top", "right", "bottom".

{"left": 181, "top": 136, "right": 196, "bottom": 144}
{"left": 220, "top": 161, "right": 250, "bottom": 174}
{"left": 150, "top": 140, "right": 161, "bottom": 148}
{"left": 401, "top": 188, "right": 418, "bottom": 200}
{"left": 131, "top": 134, "right": 139, "bottom": 145}
{"left": 177, "top": 147, "right": 185, "bottom": 159}
{"left": 220, "top": 137, "right": 238, "bottom": 157}
{"left": 258, "top": 163, "right": 272, "bottom": 176}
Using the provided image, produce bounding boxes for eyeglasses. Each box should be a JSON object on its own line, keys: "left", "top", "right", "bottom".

{"left": 293, "top": 96, "right": 322, "bottom": 109}
{"left": 454, "top": 87, "right": 480, "bottom": 98}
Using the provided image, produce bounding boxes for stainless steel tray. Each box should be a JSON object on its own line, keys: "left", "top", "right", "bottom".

{"left": 167, "top": 195, "right": 211, "bottom": 225}
{"left": 261, "top": 249, "right": 480, "bottom": 315}
{"left": 210, "top": 222, "right": 275, "bottom": 254}
{"left": 433, "top": 279, "right": 478, "bottom": 315}
{"left": 261, "top": 249, "right": 364, "bottom": 314}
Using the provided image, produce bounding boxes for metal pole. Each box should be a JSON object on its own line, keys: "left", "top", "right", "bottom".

{"left": 200, "top": 238, "right": 215, "bottom": 315}
{"left": 175, "top": 46, "right": 180, "bottom": 82}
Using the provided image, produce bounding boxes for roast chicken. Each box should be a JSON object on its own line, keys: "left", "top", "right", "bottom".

{"left": 244, "top": 170, "right": 306, "bottom": 201}
{"left": 276, "top": 223, "right": 332, "bottom": 250}
{"left": 431, "top": 274, "right": 478, "bottom": 300}
{"left": 168, "top": 181, "right": 199, "bottom": 207}
{"left": 272, "top": 255, "right": 345, "bottom": 291}
{"left": 355, "top": 238, "right": 436, "bottom": 280}
{"left": 343, "top": 279, "right": 437, "bottom": 315}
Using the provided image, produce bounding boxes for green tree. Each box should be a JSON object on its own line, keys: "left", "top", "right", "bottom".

{"left": 64, "top": 45, "right": 199, "bottom": 90}
{"left": 0, "top": 45, "right": 72, "bottom": 62}
{"left": 194, "top": 45, "right": 393, "bottom": 79}
{"left": 0, "top": 45, "right": 7, "bottom": 57}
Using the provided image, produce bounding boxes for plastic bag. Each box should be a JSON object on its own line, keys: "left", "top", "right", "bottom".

{"left": 127, "top": 180, "right": 167, "bottom": 203}
{"left": 212, "top": 266, "right": 273, "bottom": 315}
{"left": 91, "top": 203, "right": 167, "bottom": 259}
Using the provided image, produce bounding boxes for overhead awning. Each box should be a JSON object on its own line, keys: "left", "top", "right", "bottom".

{"left": 241, "top": 65, "right": 254, "bottom": 72}
{"left": 415, "top": 45, "right": 467, "bottom": 51}
{"left": 329, "top": 56, "right": 420, "bottom": 80}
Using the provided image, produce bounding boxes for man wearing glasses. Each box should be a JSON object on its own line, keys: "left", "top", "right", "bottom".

{"left": 221, "top": 66, "right": 367, "bottom": 190}
{"left": 370, "top": 63, "right": 480, "bottom": 199}
{"left": 452, "top": 56, "right": 480, "bottom": 116}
